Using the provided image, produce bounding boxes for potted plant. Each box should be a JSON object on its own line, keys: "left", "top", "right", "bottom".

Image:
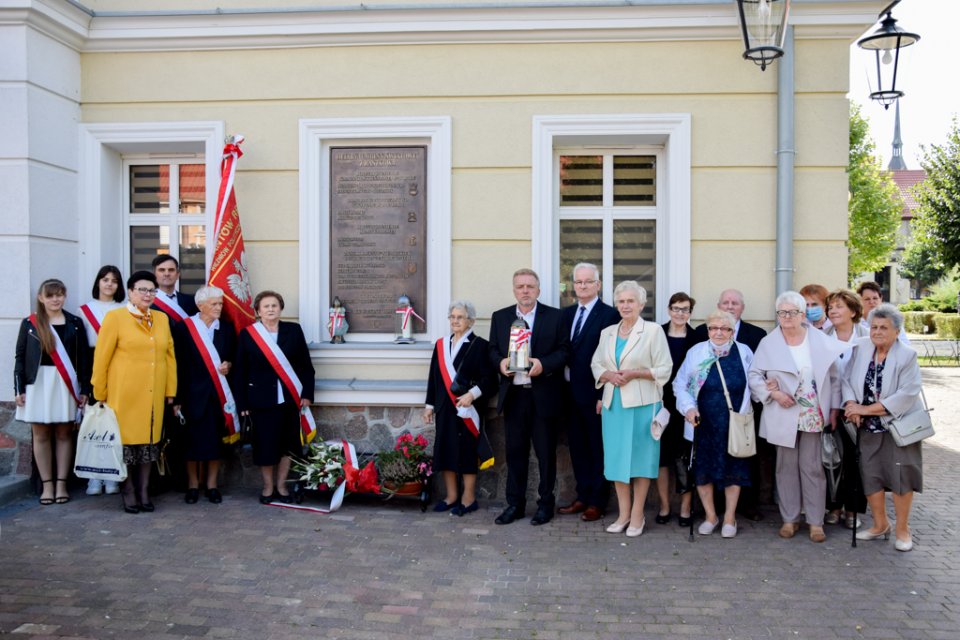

{"left": 376, "top": 433, "right": 432, "bottom": 496}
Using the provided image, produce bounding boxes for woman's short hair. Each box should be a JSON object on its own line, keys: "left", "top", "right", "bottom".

{"left": 705, "top": 309, "right": 736, "bottom": 330}
{"left": 775, "top": 290, "right": 806, "bottom": 313}
{"left": 826, "top": 289, "right": 863, "bottom": 323}
{"left": 92, "top": 265, "right": 125, "bottom": 303}
{"left": 194, "top": 285, "right": 225, "bottom": 306}
{"left": 254, "top": 290, "right": 285, "bottom": 312}
{"left": 448, "top": 299, "right": 477, "bottom": 321}
{"left": 799, "top": 284, "right": 829, "bottom": 305}
{"left": 856, "top": 281, "right": 883, "bottom": 298}
{"left": 867, "top": 303, "right": 904, "bottom": 331}
{"left": 613, "top": 280, "right": 647, "bottom": 304}
{"left": 127, "top": 270, "right": 158, "bottom": 290}
{"left": 668, "top": 291, "right": 695, "bottom": 312}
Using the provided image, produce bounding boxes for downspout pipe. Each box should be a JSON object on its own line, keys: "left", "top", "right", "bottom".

{"left": 775, "top": 25, "right": 795, "bottom": 297}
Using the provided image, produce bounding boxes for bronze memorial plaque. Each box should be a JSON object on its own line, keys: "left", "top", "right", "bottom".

{"left": 330, "top": 146, "right": 428, "bottom": 334}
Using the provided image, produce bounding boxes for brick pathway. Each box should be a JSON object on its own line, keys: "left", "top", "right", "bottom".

{"left": 1, "top": 370, "right": 958, "bottom": 639}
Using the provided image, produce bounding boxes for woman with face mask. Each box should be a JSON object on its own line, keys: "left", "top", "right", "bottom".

{"left": 799, "top": 284, "right": 830, "bottom": 332}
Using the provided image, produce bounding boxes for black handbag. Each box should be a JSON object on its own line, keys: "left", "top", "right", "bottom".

{"left": 239, "top": 414, "right": 255, "bottom": 446}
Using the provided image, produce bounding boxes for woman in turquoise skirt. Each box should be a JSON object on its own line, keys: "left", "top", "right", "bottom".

{"left": 591, "top": 281, "right": 673, "bottom": 537}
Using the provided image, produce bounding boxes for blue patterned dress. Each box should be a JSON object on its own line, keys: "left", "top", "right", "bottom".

{"left": 601, "top": 336, "right": 661, "bottom": 482}
{"left": 693, "top": 344, "right": 752, "bottom": 488}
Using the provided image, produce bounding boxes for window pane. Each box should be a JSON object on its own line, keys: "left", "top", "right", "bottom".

{"left": 129, "top": 165, "right": 170, "bottom": 214}
{"left": 613, "top": 220, "right": 656, "bottom": 321}
{"left": 559, "top": 155, "right": 602, "bottom": 207}
{"left": 558, "top": 219, "right": 603, "bottom": 309}
{"left": 129, "top": 225, "right": 170, "bottom": 274}
{"left": 178, "top": 225, "right": 207, "bottom": 294}
{"left": 179, "top": 164, "right": 206, "bottom": 214}
{"left": 613, "top": 156, "right": 656, "bottom": 206}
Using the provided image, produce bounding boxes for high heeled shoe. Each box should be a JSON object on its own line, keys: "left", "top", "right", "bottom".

{"left": 605, "top": 520, "right": 629, "bottom": 533}
{"left": 121, "top": 497, "right": 139, "bottom": 514}
{"left": 654, "top": 511, "right": 671, "bottom": 525}
{"left": 625, "top": 520, "right": 645, "bottom": 537}
{"left": 855, "top": 525, "right": 891, "bottom": 541}
{"left": 39, "top": 479, "right": 55, "bottom": 506}
{"left": 54, "top": 478, "right": 70, "bottom": 504}
{"left": 895, "top": 535, "right": 913, "bottom": 552}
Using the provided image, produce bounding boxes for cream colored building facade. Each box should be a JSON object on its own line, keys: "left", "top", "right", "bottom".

{"left": 2, "top": 0, "right": 881, "bottom": 413}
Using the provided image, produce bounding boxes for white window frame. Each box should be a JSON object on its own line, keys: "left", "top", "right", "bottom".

{"left": 298, "top": 116, "right": 452, "bottom": 351}
{"left": 78, "top": 122, "right": 224, "bottom": 287}
{"left": 532, "top": 114, "right": 691, "bottom": 324}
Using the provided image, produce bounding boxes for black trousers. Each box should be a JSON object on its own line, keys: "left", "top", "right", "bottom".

{"left": 564, "top": 393, "right": 608, "bottom": 508}
{"left": 504, "top": 386, "right": 556, "bottom": 510}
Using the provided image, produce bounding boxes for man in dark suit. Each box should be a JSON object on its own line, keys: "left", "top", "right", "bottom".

{"left": 489, "top": 268, "right": 569, "bottom": 526}
{"left": 557, "top": 263, "right": 620, "bottom": 522}
{"left": 151, "top": 254, "right": 198, "bottom": 323}
{"left": 694, "top": 288, "right": 769, "bottom": 520}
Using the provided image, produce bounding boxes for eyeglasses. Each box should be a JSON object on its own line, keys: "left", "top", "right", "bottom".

{"left": 775, "top": 309, "right": 803, "bottom": 318}
{"left": 573, "top": 280, "right": 597, "bottom": 286}
{"left": 669, "top": 306, "right": 691, "bottom": 314}
{"left": 707, "top": 326, "right": 733, "bottom": 333}
{"left": 447, "top": 315, "right": 469, "bottom": 321}
{"left": 134, "top": 287, "right": 158, "bottom": 296}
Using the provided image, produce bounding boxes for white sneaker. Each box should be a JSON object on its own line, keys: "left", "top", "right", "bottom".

{"left": 698, "top": 519, "right": 719, "bottom": 535}
{"left": 85, "top": 479, "right": 104, "bottom": 495}
{"left": 104, "top": 481, "right": 120, "bottom": 495}
{"left": 721, "top": 522, "right": 738, "bottom": 538}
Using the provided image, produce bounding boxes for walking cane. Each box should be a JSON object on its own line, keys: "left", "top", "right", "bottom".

{"left": 851, "top": 421, "right": 861, "bottom": 548}
{"left": 688, "top": 417, "right": 699, "bottom": 542}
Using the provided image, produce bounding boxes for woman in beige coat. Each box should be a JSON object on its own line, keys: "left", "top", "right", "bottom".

{"left": 748, "top": 291, "right": 845, "bottom": 543}
{"left": 591, "top": 281, "right": 672, "bottom": 537}
{"left": 92, "top": 271, "right": 177, "bottom": 514}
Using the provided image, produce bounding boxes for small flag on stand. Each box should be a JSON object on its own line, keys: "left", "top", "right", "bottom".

{"left": 209, "top": 135, "right": 255, "bottom": 333}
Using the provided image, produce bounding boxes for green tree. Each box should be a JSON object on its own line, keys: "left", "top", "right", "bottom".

{"left": 900, "top": 215, "right": 945, "bottom": 287}
{"left": 847, "top": 104, "right": 903, "bottom": 282}
{"left": 912, "top": 117, "right": 960, "bottom": 272}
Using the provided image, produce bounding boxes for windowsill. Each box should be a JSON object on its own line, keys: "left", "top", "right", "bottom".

{"left": 314, "top": 377, "right": 427, "bottom": 406}
{"left": 309, "top": 340, "right": 433, "bottom": 365}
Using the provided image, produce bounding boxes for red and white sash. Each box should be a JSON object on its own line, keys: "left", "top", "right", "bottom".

{"left": 29, "top": 314, "right": 81, "bottom": 405}
{"left": 79, "top": 304, "right": 102, "bottom": 334}
{"left": 435, "top": 336, "right": 480, "bottom": 438}
{"left": 184, "top": 316, "right": 241, "bottom": 443}
{"left": 153, "top": 294, "right": 188, "bottom": 322}
{"left": 246, "top": 322, "right": 317, "bottom": 444}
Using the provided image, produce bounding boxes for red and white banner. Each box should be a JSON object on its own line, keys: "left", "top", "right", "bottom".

{"left": 184, "top": 316, "right": 241, "bottom": 444}
{"left": 152, "top": 295, "right": 189, "bottom": 323}
{"left": 246, "top": 322, "right": 317, "bottom": 444}
{"left": 209, "top": 135, "right": 255, "bottom": 334}
{"left": 29, "top": 314, "right": 81, "bottom": 405}
{"left": 79, "top": 304, "right": 102, "bottom": 334}
{"left": 435, "top": 336, "right": 481, "bottom": 437}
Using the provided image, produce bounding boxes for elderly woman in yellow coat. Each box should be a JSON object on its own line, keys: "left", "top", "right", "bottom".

{"left": 92, "top": 270, "right": 177, "bottom": 514}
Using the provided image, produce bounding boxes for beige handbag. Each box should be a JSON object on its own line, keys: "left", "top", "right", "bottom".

{"left": 716, "top": 359, "right": 756, "bottom": 458}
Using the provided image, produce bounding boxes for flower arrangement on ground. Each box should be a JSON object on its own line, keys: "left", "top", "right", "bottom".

{"left": 376, "top": 433, "right": 433, "bottom": 490}
{"left": 291, "top": 440, "right": 380, "bottom": 494}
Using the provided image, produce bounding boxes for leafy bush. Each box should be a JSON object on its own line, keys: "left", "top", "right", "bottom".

{"left": 934, "top": 314, "right": 960, "bottom": 339}
{"left": 899, "top": 300, "right": 927, "bottom": 312}
{"left": 903, "top": 311, "right": 937, "bottom": 334}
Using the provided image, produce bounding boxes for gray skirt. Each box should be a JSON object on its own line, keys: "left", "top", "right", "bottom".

{"left": 858, "top": 429, "right": 922, "bottom": 495}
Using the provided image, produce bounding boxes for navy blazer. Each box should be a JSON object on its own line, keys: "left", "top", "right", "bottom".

{"left": 172, "top": 318, "right": 236, "bottom": 418}
{"left": 562, "top": 300, "right": 620, "bottom": 406}
{"left": 488, "top": 303, "right": 569, "bottom": 416}
{"left": 232, "top": 321, "right": 315, "bottom": 413}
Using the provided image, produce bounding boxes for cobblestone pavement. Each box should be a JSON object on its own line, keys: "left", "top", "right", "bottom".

{"left": 1, "top": 370, "right": 958, "bottom": 640}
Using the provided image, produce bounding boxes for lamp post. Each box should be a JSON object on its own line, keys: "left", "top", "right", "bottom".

{"left": 734, "top": 0, "right": 790, "bottom": 71}
{"left": 856, "top": 1, "right": 920, "bottom": 109}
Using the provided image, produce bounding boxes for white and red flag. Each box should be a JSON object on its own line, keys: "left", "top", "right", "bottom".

{"left": 209, "top": 135, "right": 255, "bottom": 334}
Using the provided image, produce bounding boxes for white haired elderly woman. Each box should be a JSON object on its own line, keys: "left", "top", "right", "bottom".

{"left": 172, "top": 285, "right": 236, "bottom": 504}
{"left": 424, "top": 300, "right": 495, "bottom": 516}
{"left": 748, "top": 291, "right": 846, "bottom": 543}
{"left": 591, "top": 281, "right": 672, "bottom": 537}
{"left": 842, "top": 304, "right": 924, "bottom": 552}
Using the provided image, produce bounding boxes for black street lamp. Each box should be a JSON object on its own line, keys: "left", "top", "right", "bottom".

{"left": 857, "top": 1, "right": 920, "bottom": 109}
{"left": 735, "top": 0, "right": 791, "bottom": 71}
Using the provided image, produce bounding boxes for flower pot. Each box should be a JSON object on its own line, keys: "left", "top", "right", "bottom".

{"left": 383, "top": 481, "right": 422, "bottom": 496}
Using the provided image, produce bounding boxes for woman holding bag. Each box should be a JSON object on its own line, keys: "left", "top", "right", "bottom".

{"left": 14, "top": 279, "right": 91, "bottom": 505}
{"left": 842, "top": 303, "right": 924, "bottom": 552}
{"left": 673, "top": 310, "right": 754, "bottom": 538}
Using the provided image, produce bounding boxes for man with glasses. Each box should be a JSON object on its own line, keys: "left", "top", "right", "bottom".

{"left": 151, "top": 254, "right": 198, "bottom": 323}
{"left": 557, "top": 263, "right": 620, "bottom": 522}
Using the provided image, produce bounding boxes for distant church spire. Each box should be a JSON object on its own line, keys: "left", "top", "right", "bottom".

{"left": 888, "top": 100, "right": 908, "bottom": 171}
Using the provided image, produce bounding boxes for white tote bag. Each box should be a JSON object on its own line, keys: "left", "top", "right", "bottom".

{"left": 74, "top": 403, "right": 127, "bottom": 482}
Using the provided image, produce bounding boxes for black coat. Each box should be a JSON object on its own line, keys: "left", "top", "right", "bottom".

{"left": 425, "top": 333, "right": 495, "bottom": 411}
{"left": 694, "top": 319, "right": 766, "bottom": 353}
{"left": 232, "top": 322, "right": 315, "bottom": 413}
{"left": 14, "top": 311, "right": 91, "bottom": 396}
{"left": 488, "top": 303, "right": 569, "bottom": 416}
{"left": 151, "top": 291, "right": 199, "bottom": 322}
{"left": 172, "top": 318, "right": 237, "bottom": 419}
{"left": 562, "top": 301, "right": 620, "bottom": 406}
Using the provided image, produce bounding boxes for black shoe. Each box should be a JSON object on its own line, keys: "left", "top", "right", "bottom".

{"left": 452, "top": 501, "right": 479, "bottom": 517}
{"left": 259, "top": 494, "right": 273, "bottom": 505}
{"left": 530, "top": 508, "right": 553, "bottom": 526}
{"left": 138, "top": 502, "right": 155, "bottom": 513}
{"left": 495, "top": 505, "right": 525, "bottom": 525}
{"left": 655, "top": 511, "right": 672, "bottom": 525}
{"left": 741, "top": 509, "right": 764, "bottom": 522}
{"left": 207, "top": 488, "right": 222, "bottom": 504}
{"left": 185, "top": 488, "right": 200, "bottom": 504}
{"left": 433, "top": 500, "right": 454, "bottom": 512}
{"left": 678, "top": 515, "right": 693, "bottom": 527}
{"left": 121, "top": 497, "right": 139, "bottom": 514}
{"left": 276, "top": 492, "right": 293, "bottom": 504}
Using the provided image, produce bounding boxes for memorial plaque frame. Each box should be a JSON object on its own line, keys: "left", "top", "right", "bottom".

{"left": 329, "top": 146, "right": 428, "bottom": 335}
